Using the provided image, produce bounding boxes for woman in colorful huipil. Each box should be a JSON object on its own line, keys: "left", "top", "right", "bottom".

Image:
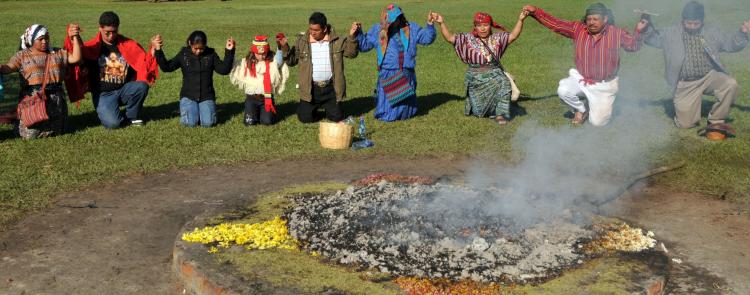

{"left": 0, "top": 24, "right": 82, "bottom": 139}
{"left": 357, "top": 3, "right": 436, "bottom": 122}
{"left": 435, "top": 11, "right": 528, "bottom": 125}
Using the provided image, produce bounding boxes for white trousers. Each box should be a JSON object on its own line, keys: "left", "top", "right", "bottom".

{"left": 557, "top": 69, "right": 619, "bottom": 126}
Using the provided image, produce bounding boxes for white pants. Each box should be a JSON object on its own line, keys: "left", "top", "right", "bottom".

{"left": 557, "top": 69, "right": 619, "bottom": 126}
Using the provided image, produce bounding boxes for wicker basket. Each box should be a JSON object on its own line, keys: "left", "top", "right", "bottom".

{"left": 319, "top": 122, "right": 353, "bottom": 149}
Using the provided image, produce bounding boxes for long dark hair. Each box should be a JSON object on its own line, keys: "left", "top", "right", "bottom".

{"left": 387, "top": 14, "right": 408, "bottom": 38}
{"left": 245, "top": 49, "right": 274, "bottom": 65}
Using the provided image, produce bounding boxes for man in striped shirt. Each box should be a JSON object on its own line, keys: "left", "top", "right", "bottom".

{"left": 523, "top": 3, "right": 649, "bottom": 126}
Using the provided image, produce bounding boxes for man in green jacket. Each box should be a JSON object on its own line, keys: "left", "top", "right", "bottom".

{"left": 643, "top": 1, "right": 750, "bottom": 129}
{"left": 279, "top": 12, "right": 360, "bottom": 123}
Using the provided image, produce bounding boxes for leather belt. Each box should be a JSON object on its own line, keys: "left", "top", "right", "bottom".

{"left": 313, "top": 79, "right": 332, "bottom": 88}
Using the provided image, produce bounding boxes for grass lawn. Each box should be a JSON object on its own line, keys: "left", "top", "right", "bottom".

{"left": 2, "top": 0, "right": 750, "bottom": 227}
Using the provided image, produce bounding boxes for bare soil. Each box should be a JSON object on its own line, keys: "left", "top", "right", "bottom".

{"left": 0, "top": 157, "right": 748, "bottom": 294}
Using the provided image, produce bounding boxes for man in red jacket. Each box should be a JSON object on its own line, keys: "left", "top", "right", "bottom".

{"left": 66, "top": 11, "right": 158, "bottom": 128}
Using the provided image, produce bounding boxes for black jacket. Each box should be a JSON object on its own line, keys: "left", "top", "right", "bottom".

{"left": 155, "top": 47, "right": 235, "bottom": 101}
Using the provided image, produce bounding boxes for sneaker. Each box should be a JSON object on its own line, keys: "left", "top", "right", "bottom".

{"left": 130, "top": 119, "right": 144, "bottom": 126}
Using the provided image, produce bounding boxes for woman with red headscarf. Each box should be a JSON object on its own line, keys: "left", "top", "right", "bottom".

{"left": 434, "top": 11, "right": 528, "bottom": 125}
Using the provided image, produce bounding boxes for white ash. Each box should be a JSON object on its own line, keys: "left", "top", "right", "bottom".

{"left": 285, "top": 182, "right": 593, "bottom": 283}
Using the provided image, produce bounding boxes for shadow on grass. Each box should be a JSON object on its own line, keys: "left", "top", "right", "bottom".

{"left": 640, "top": 97, "right": 745, "bottom": 123}
{"left": 342, "top": 92, "right": 464, "bottom": 120}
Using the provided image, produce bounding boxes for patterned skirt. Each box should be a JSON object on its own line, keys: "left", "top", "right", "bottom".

{"left": 464, "top": 66, "right": 511, "bottom": 118}
{"left": 17, "top": 86, "right": 67, "bottom": 139}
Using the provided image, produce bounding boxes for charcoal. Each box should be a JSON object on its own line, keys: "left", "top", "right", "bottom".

{"left": 284, "top": 182, "right": 593, "bottom": 283}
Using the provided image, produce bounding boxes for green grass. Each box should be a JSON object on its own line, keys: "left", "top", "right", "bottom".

{"left": 2, "top": 0, "right": 750, "bottom": 226}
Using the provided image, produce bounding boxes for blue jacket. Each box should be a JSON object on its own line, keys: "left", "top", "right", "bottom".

{"left": 357, "top": 22, "right": 436, "bottom": 70}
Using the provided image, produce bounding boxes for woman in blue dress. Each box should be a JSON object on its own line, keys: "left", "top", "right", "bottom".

{"left": 357, "top": 3, "right": 436, "bottom": 122}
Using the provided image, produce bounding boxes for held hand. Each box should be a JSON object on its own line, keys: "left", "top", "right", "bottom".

{"left": 433, "top": 12, "right": 443, "bottom": 24}
{"left": 150, "top": 34, "right": 162, "bottom": 50}
{"left": 741, "top": 20, "right": 750, "bottom": 33}
{"left": 522, "top": 5, "right": 537, "bottom": 14}
{"left": 226, "top": 37, "right": 235, "bottom": 50}
{"left": 349, "top": 22, "right": 362, "bottom": 37}
{"left": 427, "top": 10, "right": 435, "bottom": 24}
{"left": 276, "top": 34, "right": 288, "bottom": 48}
{"left": 67, "top": 23, "right": 80, "bottom": 38}
{"left": 519, "top": 10, "right": 529, "bottom": 21}
{"left": 636, "top": 19, "right": 650, "bottom": 32}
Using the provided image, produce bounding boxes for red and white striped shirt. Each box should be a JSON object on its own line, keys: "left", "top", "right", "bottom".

{"left": 533, "top": 8, "right": 643, "bottom": 82}
{"left": 453, "top": 32, "right": 510, "bottom": 66}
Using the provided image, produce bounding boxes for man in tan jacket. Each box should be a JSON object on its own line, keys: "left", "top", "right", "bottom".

{"left": 279, "top": 12, "right": 360, "bottom": 123}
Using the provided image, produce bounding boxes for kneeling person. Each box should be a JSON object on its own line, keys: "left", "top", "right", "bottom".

{"left": 67, "top": 11, "right": 159, "bottom": 129}
{"left": 280, "top": 12, "right": 360, "bottom": 123}
{"left": 230, "top": 35, "right": 289, "bottom": 126}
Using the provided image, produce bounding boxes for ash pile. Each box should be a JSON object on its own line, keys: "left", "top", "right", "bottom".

{"left": 285, "top": 181, "right": 596, "bottom": 283}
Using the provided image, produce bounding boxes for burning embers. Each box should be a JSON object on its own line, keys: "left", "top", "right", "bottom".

{"left": 285, "top": 181, "right": 653, "bottom": 283}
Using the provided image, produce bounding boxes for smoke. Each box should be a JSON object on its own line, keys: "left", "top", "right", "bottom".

{"left": 398, "top": 0, "right": 749, "bottom": 236}
{"left": 405, "top": 104, "right": 673, "bottom": 233}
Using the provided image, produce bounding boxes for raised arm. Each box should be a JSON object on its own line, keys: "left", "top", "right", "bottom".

{"left": 621, "top": 19, "right": 649, "bottom": 52}
{"left": 508, "top": 9, "right": 530, "bottom": 44}
{"left": 342, "top": 22, "right": 361, "bottom": 58}
{"left": 433, "top": 13, "right": 455, "bottom": 44}
{"left": 357, "top": 25, "right": 380, "bottom": 52}
{"left": 718, "top": 21, "right": 750, "bottom": 53}
{"left": 66, "top": 24, "right": 82, "bottom": 64}
{"left": 151, "top": 35, "right": 181, "bottom": 73}
{"left": 213, "top": 37, "right": 236, "bottom": 75}
{"left": 415, "top": 12, "right": 437, "bottom": 45}
{"left": 642, "top": 25, "right": 664, "bottom": 49}
{"left": 524, "top": 5, "right": 577, "bottom": 39}
{"left": 278, "top": 34, "right": 299, "bottom": 67}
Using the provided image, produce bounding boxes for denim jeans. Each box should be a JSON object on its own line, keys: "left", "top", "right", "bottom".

{"left": 180, "top": 97, "right": 216, "bottom": 127}
{"left": 92, "top": 81, "right": 149, "bottom": 129}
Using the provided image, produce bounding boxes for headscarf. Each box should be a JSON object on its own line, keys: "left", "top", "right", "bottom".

{"left": 582, "top": 3, "right": 614, "bottom": 25}
{"left": 682, "top": 1, "right": 704, "bottom": 21}
{"left": 472, "top": 12, "right": 507, "bottom": 37}
{"left": 245, "top": 35, "right": 273, "bottom": 98}
{"left": 377, "top": 3, "right": 410, "bottom": 67}
{"left": 20, "top": 24, "right": 48, "bottom": 50}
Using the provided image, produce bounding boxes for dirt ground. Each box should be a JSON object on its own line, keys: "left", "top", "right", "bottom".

{"left": 0, "top": 157, "right": 748, "bottom": 295}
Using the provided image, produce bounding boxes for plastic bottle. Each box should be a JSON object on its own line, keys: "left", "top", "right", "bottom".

{"left": 351, "top": 116, "right": 374, "bottom": 150}
{"left": 0, "top": 74, "right": 4, "bottom": 102}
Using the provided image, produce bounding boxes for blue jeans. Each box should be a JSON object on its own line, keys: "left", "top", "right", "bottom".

{"left": 93, "top": 81, "right": 149, "bottom": 129}
{"left": 180, "top": 97, "right": 216, "bottom": 127}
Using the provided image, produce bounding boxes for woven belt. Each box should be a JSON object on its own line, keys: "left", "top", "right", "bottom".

{"left": 313, "top": 80, "right": 332, "bottom": 88}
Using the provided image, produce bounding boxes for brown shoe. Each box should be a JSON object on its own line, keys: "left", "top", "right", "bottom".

{"left": 571, "top": 111, "right": 587, "bottom": 125}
